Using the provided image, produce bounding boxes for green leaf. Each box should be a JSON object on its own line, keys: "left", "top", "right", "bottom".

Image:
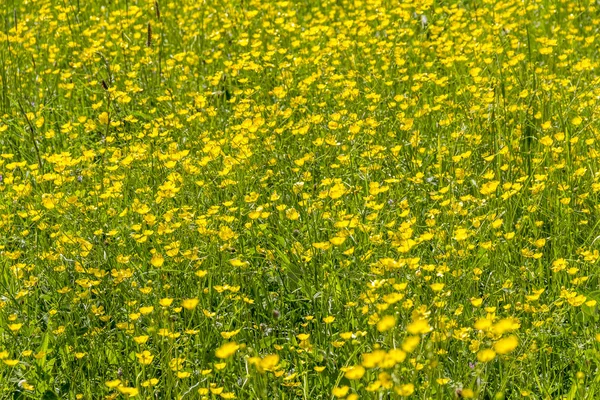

{"left": 41, "top": 391, "right": 59, "bottom": 400}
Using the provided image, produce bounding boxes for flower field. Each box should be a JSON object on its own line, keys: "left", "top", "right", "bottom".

{"left": 2, "top": 0, "right": 600, "bottom": 398}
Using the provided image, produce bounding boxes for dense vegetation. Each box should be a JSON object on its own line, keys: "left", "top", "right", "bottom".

{"left": 1, "top": 0, "right": 600, "bottom": 398}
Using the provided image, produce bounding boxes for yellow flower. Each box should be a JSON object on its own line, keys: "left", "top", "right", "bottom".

{"left": 159, "top": 298, "right": 174, "bottom": 307}
{"left": 141, "top": 378, "right": 159, "bottom": 387}
{"left": 134, "top": 335, "right": 149, "bottom": 344}
{"left": 215, "top": 342, "right": 239, "bottom": 359}
{"left": 195, "top": 269, "right": 208, "bottom": 277}
{"left": 430, "top": 283, "right": 445, "bottom": 292}
{"left": 477, "top": 349, "right": 496, "bottom": 362}
{"left": 453, "top": 228, "right": 470, "bottom": 241}
{"left": 480, "top": 181, "right": 499, "bottom": 196}
{"left": 105, "top": 379, "right": 121, "bottom": 388}
{"left": 470, "top": 297, "right": 483, "bottom": 307}
{"left": 250, "top": 354, "right": 280, "bottom": 373}
{"left": 181, "top": 298, "right": 199, "bottom": 310}
{"left": 136, "top": 350, "right": 154, "bottom": 365}
{"left": 229, "top": 259, "right": 248, "bottom": 267}
{"left": 328, "top": 183, "right": 347, "bottom": 199}
{"left": 218, "top": 226, "right": 237, "bottom": 241}
{"left": 210, "top": 387, "right": 224, "bottom": 395}
{"left": 332, "top": 386, "right": 350, "bottom": 398}
{"left": 329, "top": 236, "right": 346, "bottom": 246}
{"left": 362, "top": 350, "right": 386, "bottom": 368}
{"left": 402, "top": 336, "right": 421, "bottom": 353}
{"left": 220, "top": 329, "right": 241, "bottom": 339}
{"left": 117, "top": 386, "right": 139, "bottom": 398}
{"left": 98, "top": 111, "right": 109, "bottom": 125}
{"left": 494, "top": 336, "right": 518, "bottom": 355}
{"left": 323, "top": 316, "right": 335, "bottom": 324}
{"left": 150, "top": 254, "right": 164, "bottom": 267}
{"left": 214, "top": 362, "right": 227, "bottom": 370}
{"left": 344, "top": 365, "right": 365, "bottom": 380}
{"left": 41, "top": 194, "right": 56, "bottom": 209}
{"left": 296, "top": 333, "right": 310, "bottom": 342}
{"left": 259, "top": 354, "right": 280, "bottom": 371}
{"left": 139, "top": 306, "right": 154, "bottom": 315}
{"left": 296, "top": 333, "right": 310, "bottom": 341}
{"left": 540, "top": 135, "right": 554, "bottom": 146}
{"left": 407, "top": 319, "right": 431, "bottom": 335}
{"left": 492, "top": 318, "right": 520, "bottom": 335}
{"left": 377, "top": 315, "right": 396, "bottom": 332}
{"left": 395, "top": 383, "right": 415, "bottom": 396}
{"left": 474, "top": 318, "right": 492, "bottom": 331}
{"left": 285, "top": 208, "right": 300, "bottom": 220}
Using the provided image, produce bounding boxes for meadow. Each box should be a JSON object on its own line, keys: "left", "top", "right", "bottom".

{"left": 1, "top": 0, "right": 600, "bottom": 398}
